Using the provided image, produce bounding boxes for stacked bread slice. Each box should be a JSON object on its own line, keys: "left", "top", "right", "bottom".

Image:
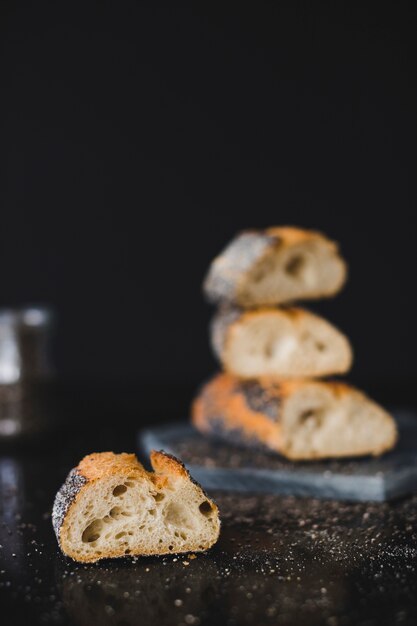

{"left": 192, "top": 227, "right": 397, "bottom": 460}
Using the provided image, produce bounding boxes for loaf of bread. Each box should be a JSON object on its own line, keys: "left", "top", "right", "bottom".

{"left": 203, "top": 227, "right": 347, "bottom": 307}
{"left": 211, "top": 306, "right": 352, "bottom": 378}
{"left": 52, "top": 450, "right": 220, "bottom": 563}
{"left": 192, "top": 373, "right": 397, "bottom": 460}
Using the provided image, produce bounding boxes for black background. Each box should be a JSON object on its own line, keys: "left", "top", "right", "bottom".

{"left": 1, "top": 1, "right": 416, "bottom": 392}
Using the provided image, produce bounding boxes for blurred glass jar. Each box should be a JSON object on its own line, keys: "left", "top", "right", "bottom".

{"left": 0, "top": 307, "right": 55, "bottom": 439}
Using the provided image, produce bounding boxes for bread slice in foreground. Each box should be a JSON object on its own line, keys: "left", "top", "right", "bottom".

{"left": 52, "top": 450, "right": 220, "bottom": 563}
{"left": 192, "top": 373, "right": 397, "bottom": 460}
{"left": 203, "top": 226, "right": 347, "bottom": 307}
{"left": 211, "top": 306, "right": 353, "bottom": 378}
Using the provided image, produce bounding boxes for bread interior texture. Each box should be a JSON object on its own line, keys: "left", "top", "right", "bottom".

{"left": 62, "top": 471, "right": 218, "bottom": 562}
{"left": 227, "top": 311, "right": 352, "bottom": 378}
{"left": 238, "top": 240, "right": 345, "bottom": 306}
{"left": 282, "top": 385, "right": 396, "bottom": 459}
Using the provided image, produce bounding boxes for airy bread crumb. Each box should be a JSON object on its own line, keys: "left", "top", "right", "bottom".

{"left": 211, "top": 306, "right": 353, "bottom": 379}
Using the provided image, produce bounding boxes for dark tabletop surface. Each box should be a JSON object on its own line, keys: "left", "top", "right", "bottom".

{"left": 1, "top": 381, "right": 417, "bottom": 626}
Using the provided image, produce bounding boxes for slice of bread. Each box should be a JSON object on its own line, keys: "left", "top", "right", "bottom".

{"left": 192, "top": 373, "right": 398, "bottom": 460}
{"left": 211, "top": 306, "right": 353, "bottom": 378}
{"left": 203, "top": 226, "right": 347, "bottom": 307}
{"left": 52, "top": 450, "right": 220, "bottom": 563}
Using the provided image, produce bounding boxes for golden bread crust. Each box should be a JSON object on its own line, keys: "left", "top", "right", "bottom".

{"left": 150, "top": 450, "right": 189, "bottom": 479}
{"left": 265, "top": 226, "right": 338, "bottom": 248}
{"left": 77, "top": 452, "right": 147, "bottom": 482}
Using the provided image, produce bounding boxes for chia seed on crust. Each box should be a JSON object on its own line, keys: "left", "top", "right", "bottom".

{"left": 203, "top": 230, "right": 278, "bottom": 305}
{"left": 210, "top": 305, "right": 242, "bottom": 362}
{"left": 52, "top": 469, "right": 87, "bottom": 543}
{"left": 239, "top": 379, "right": 282, "bottom": 421}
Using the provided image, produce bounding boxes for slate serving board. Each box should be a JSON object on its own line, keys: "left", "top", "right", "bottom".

{"left": 139, "top": 410, "right": 417, "bottom": 502}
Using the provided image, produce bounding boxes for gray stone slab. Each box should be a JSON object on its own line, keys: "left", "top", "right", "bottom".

{"left": 138, "top": 410, "right": 417, "bottom": 502}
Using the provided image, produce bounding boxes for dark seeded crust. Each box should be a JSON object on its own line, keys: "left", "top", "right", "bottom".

{"left": 239, "top": 379, "right": 282, "bottom": 419}
{"left": 192, "top": 373, "right": 293, "bottom": 454}
{"left": 52, "top": 469, "right": 87, "bottom": 543}
{"left": 210, "top": 306, "right": 242, "bottom": 362}
{"left": 203, "top": 230, "right": 279, "bottom": 305}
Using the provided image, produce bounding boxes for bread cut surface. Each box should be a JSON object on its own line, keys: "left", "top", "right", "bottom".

{"left": 52, "top": 450, "right": 220, "bottom": 563}
{"left": 211, "top": 306, "right": 353, "bottom": 378}
{"left": 203, "top": 226, "right": 347, "bottom": 307}
{"left": 192, "top": 373, "right": 397, "bottom": 460}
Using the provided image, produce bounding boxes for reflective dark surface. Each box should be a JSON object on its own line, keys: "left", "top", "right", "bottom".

{"left": 1, "top": 383, "right": 417, "bottom": 626}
